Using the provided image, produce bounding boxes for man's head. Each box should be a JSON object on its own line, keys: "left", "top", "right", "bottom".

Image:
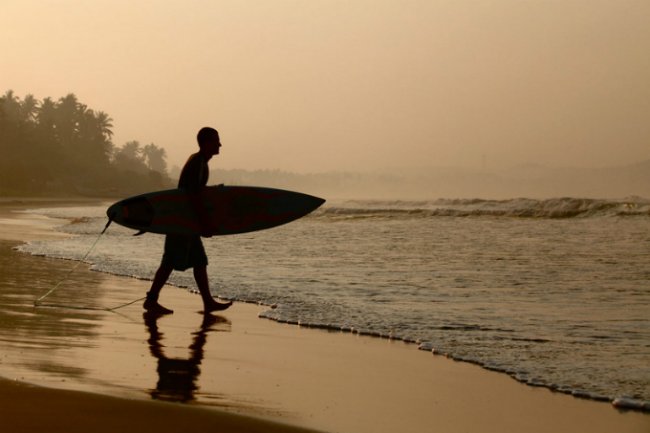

{"left": 197, "top": 127, "right": 221, "bottom": 158}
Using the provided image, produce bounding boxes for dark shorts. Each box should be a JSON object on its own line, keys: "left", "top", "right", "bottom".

{"left": 161, "top": 235, "right": 208, "bottom": 271}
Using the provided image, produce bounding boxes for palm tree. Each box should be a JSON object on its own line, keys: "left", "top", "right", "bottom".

{"left": 83, "top": 109, "right": 114, "bottom": 162}
{"left": 119, "top": 140, "right": 143, "bottom": 160}
{"left": 20, "top": 94, "right": 39, "bottom": 122}
{"left": 54, "top": 93, "right": 81, "bottom": 144}
{"left": 142, "top": 143, "right": 168, "bottom": 173}
{"left": 95, "top": 111, "right": 113, "bottom": 140}
{"left": 1, "top": 90, "right": 22, "bottom": 122}
{"left": 113, "top": 141, "right": 149, "bottom": 174}
{"left": 37, "top": 97, "right": 57, "bottom": 130}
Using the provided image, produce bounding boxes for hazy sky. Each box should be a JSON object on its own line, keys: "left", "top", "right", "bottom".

{"left": 2, "top": 0, "right": 649, "bottom": 173}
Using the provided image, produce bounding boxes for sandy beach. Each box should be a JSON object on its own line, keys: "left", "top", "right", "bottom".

{"left": 0, "top": 199, "right": 648, "bottom": 433}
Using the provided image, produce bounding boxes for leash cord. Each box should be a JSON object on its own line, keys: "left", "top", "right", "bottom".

{"left": 33, "top": 217, "right": 146, "bottom": 312}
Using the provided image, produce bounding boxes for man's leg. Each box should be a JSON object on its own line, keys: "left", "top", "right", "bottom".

{"left": 144, "top": 264, "right": 174, "bottom": 315}
{"left": 193, "top": 265, "right": 232, "bottom": 313}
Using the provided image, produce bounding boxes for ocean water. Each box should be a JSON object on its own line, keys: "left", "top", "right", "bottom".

{"left": 17, "top": 196, "right": 650, "bottom": 410}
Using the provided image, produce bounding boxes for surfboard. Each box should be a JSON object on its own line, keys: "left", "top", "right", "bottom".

{"left": 106, "top": 185, "right": 325, "bottom": 236}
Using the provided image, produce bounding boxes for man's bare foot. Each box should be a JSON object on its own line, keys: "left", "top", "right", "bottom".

{"left": 203, "top": 299, "right": 232, "bottom": 314}
{"left": 143, "top": 298, "right": 174, "bottom": 315}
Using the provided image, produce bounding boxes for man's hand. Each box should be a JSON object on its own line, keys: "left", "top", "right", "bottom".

{"left": 200, "top": 218, "right": 213, "bottom": 238}
{"left": 189, "top": 190, "right": 212, "bottom": 237}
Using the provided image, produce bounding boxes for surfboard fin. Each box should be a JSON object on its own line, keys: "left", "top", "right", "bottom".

{"left": 133, "top": 230, "right": 147, "bottom": 236}
{"left": 102, "top": 215, "right": 115, "bottom": 234}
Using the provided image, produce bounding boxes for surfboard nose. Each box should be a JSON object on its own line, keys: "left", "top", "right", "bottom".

{"left": 303, "top": 193, "right": 326, "bottom": 213}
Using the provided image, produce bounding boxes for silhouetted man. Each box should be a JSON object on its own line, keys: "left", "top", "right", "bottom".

{"left": 144, "top": 127, "right": 232, "bottom": 315}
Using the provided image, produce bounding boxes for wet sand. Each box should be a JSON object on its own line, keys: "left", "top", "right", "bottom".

{"left": 0, "top": 199, "right": 648, "bottom": 433}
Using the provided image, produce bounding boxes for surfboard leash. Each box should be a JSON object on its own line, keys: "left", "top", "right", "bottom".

{"left": 34, "top": 217, "right": 117, "bottom": 308}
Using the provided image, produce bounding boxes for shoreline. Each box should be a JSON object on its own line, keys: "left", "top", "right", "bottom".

{"left": 0, "top": 199, "right": 648, "bottom": 433}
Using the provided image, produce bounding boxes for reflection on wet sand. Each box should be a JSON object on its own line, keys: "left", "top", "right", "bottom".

{"left": 144, "top": 312, "right": 231, "bottom": 403}
{"left": 0, "top": 240, "right": 247, "bottom": 410}
{"left": 0, "top": 241, "right": 102, "bottom": 380}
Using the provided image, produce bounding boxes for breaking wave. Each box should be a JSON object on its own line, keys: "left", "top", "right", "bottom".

{"left": 316, "top": 197, "right": 650, "bottom": 219}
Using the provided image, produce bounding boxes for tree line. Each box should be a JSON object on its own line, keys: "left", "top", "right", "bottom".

{"left": 0, "top": 90, "right": 173, "bottom": 196}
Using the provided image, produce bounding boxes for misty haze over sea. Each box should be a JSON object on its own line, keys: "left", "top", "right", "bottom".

{"left": 214, "top": 160, "right": 650, "bottom": 201}
{"left": 4, "top": 90, "right": 647, "bottom": 202}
